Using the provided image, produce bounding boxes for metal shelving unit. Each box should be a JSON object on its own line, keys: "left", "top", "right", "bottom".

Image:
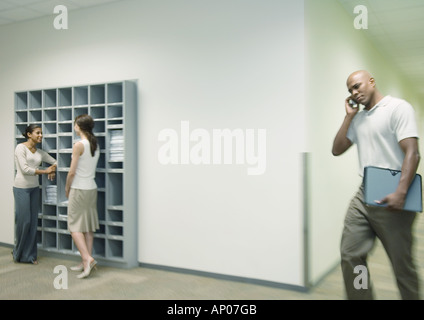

{"left": 14, "top": 80, "right": 138, "bottom": 268}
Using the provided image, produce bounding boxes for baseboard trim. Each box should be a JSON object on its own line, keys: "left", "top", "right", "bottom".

{"left": 0, "top": 242, "right": 13, "bottom": 249}
{"left": 140, "top": 262, "right": 310, "bottom": 293}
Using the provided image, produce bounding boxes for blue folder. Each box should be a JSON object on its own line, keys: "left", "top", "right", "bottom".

{"left": 363, "top": 166, "right": 423, "bottom": 212}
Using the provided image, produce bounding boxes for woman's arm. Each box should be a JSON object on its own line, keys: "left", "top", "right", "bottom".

{"left": 65, "top": 142, "right": 84, "bottom": 198}
{"left": 40, "top": 150, "right": 57, "bottom": 180}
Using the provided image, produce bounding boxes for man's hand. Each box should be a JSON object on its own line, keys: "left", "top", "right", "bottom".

{"left": 345, "top": 96, "right": 360, "bottom": 117}
{"left": 376, "top": 191, "right": 407, "bottom": 211}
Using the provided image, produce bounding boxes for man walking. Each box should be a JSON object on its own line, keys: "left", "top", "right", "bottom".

{"left": 332, "top": 70, "right": 421, "bottom": 299}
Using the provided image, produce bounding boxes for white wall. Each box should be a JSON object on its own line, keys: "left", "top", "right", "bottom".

{"left": 0, "top": 0, "right": 306, "bottom": 286}
{"left": 305, "top": 0, "right": 424, "bottom": 284}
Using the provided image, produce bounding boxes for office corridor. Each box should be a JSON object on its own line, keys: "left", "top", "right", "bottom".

{"left": 1, "top": 212, "right": 423, "bottom": 300}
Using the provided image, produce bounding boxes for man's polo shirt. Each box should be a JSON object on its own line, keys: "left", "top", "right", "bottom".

{"left": 347, "top": 95, "right": 419, "bottom": 177}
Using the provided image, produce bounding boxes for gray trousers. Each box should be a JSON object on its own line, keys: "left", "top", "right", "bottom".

{"left": 13, "top": 187, "right": 40, "bottom": 263}
{"left": 340, "top": 185, "right": 420, "bottom": 300}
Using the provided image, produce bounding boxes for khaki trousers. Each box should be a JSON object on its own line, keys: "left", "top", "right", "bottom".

{"left": 340, "top": 185, "right": 420, "bottom": 300}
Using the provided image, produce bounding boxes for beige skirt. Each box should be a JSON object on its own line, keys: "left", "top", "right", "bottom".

{"left": 68, "top": 188, "right": 99, "bottom": 233}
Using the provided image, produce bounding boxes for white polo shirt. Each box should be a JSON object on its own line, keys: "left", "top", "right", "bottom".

{"left": 347, "top": 95, "right": 419, "bottom": 177}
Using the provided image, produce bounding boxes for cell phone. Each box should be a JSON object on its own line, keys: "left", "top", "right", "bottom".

{"left": 349, "top": 99, "right": 359, "bottom": 108}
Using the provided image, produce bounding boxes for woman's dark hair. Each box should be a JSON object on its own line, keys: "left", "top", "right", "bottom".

{"left": 75, "top": 114, "right": 98, "bottom": 157}
{"left": 23, "top": 124, "right": 42, "bottom": 139}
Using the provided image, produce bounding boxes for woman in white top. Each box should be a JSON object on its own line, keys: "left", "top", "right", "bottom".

{"left": 13, "top": 124, "right": 57, "bottom": 264}
{"left": 66, "top": 114, "right": 100, "bottom": 279}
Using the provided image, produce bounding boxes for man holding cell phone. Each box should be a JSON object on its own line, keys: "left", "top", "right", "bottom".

{"left": 332, "top": 70, "right": 421, "bottom": 300}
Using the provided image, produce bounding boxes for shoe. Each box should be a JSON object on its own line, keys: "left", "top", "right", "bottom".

{"left": 11, "top": 251, "right": 17, "bottom": 263}
{"left": 70, "top": 264, "right": 84, "bottom": 272}
{"left": 77, "top": 260, "right": 97, "bottom": 279}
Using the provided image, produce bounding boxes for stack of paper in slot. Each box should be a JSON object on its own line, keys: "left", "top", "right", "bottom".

{"left": 109, "top": 129, "right": 124, "bottom": 161}
{"left": 45, "top": 185, "right": 57, "bottom": 204}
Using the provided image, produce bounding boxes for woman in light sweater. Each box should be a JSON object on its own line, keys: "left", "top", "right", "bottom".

{"left": 66, "top": 114, "right": 100, "bottom": 279}
{"left": 13, "top": 124, "right": 57, "bottom": 264}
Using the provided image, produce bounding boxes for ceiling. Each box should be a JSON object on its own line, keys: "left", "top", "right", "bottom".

{"left": 0, "top": 0, "right": 125, "bottom": 25}
{"left": 337, "top": 0, "right": 424, "bottom": 96}
{"left": 0, "top": 0, "right": 423, "bottom": 97}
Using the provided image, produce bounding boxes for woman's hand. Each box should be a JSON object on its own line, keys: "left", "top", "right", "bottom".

{"left": 45, "top": 164, "right": 57, "bottom": 175}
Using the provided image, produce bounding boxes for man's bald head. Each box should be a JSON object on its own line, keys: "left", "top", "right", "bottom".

{"left": 346, "top": 70, "right": 373, "bottom": 87}
{"left": 346, "top": 70, "right": 380, "bottom": 109}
